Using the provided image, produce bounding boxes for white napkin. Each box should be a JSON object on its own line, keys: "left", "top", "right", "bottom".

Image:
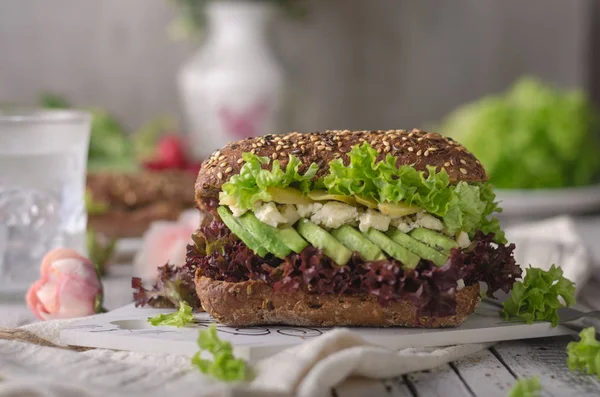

{"left": 251, "top": 329, "right": 488, "bottom": 397}
{"left": 505, "top": 216, "right": 592, "bottom": 293}
{"left": 0, "top": 320, "right": 488, "bottom": 397}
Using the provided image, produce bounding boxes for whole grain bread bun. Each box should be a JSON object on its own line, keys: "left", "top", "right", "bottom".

{"left": 195, "top": 275, "right": 480, "bottom": 328}
{"left": 87, "top": 170, "right": 196, "bottom": 238}
{"left": 88, "top": 203, "right": 183, "bottom": 238}
{"left": 195, "top": 129, "right": 487, "bottom": 206}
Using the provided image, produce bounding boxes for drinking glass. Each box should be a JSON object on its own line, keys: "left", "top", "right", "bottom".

{"left": 0, "top": 109, "right": 91, "bottom": 293}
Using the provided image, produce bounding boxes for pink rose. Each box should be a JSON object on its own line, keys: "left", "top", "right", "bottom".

{"left": 26, "top": 248, "right": 104, "bottom": 321}
{"left": 133, "top": 209, "right": 201, "bottom": 281}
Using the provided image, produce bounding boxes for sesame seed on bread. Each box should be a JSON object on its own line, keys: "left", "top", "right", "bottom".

{"left": 195, "top": 129, "right": 487, "bottom": 205}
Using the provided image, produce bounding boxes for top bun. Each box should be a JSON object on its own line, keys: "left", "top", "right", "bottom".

{"left": 195, "top": 129, "right": 487, "bottom": 203}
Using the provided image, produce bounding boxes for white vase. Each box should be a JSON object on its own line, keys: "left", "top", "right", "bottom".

{"left": 178, "top": 1, "right": 286, "bottom": 161}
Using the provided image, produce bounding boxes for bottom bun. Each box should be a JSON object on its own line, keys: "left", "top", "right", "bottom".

{"left": 195, "top": 275, "right": 480, "bottom": 328}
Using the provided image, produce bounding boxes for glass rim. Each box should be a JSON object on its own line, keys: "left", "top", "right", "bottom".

{"left": 0, "top": 108, "right": 92, "bottom": 124}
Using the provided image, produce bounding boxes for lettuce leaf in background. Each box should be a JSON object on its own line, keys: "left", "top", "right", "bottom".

{"left": 40, "top": 93, "right": 138, "bottom": 172}
{"left": 438, "top": 77, "right": 600, "bottom": 189}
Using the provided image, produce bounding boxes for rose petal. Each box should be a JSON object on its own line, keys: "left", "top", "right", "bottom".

{"left": 36, "top": 276, "right": 59, "bottom": 313}
{"left": 26, "top": 279, "right": 47, "bottom": 320}
{"left": 40, "top": 248, "right": 90, "bottom": 277}
{"left": 133, "top": 219, "right": 197, "bottom": 280}
{"left": 51, "top": 258, "right": 101, "bottom": 290}
{"left": 55, "top": 275, "right": 100, "bottom": 319}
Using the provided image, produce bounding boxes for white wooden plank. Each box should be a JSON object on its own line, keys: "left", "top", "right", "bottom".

{"left": 405, "top": 364, "right": 471, "bottom": 397}
{"left": 334, "top": 377, "right": 412, "bottom": 397}
{"left": 494, "top": 336, "right": 600, "bottom": 397}
{"left": 383, "top": 378, "right": 414, "bottom": 397}
{"left": 453, "top": 348, "right": 514, "bottom": 397}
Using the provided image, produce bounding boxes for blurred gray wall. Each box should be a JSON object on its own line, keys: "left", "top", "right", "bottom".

{"left": 0, "top": 0, "right": 591, "bottom": 132}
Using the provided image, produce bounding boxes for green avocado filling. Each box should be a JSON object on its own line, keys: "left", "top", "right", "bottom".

{"left": 220, "top": 142, "right": 505, "bottom": 244}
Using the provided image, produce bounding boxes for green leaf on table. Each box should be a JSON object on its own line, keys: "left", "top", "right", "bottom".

{"left": 148, "top": 301, "right": 195, "bottom": 327}
{"left": 501, "top": 265, "right": 575, "bottom": 327}
{"left": 567, "top": 327, "right": 600, "bottom": 377}
{"left": 191, "top": 324, "right": 250, "bottom": 382}
{"left": 507, "top": 376, "right": 541, "bottom": 397}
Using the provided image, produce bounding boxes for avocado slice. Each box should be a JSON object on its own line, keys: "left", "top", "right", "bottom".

{"left": 296, "top": 220, "right": 352, "bottom": 266}
{"left": 279, "top": 226, "right": 309, "bottom": 253}
{"left": 410, "top": 228, "right": 458, "bottom": 254}
{"left": 388, "top": 230, "right": 449, "bottom": 267}
{"left": 266, "top": 186, "right": 314, "bottom": 205}
{"left": 217, "top": 206, "right": 268, "bottom": 257}
{"left": 331, "top": 225, "right": 386, "bottom": 261}
{"left": 238, "top": 212, "right": 292, "bottom": 259}
{"left": 363, "top": 229, "right": 420, "bottom": 268}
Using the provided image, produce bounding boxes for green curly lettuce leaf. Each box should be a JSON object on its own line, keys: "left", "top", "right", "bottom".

{"left": 191, "top": 324, "right": 250, "bottom": 382}
{"left": 148, "top": 301, "right": 194, "bottom": 327}
{"left": 507, "top": 377, "right": 542, "bottom": 397}
{"left": 439, "top": 77, "right": 600, "bottom": 189}
{"left": 567, "top": 327, "right": 600, "bottom": 377}
{"left": 220, "top": 153, "right": 319, "bottom": 209}
{"left": 221, "top": 143, "right": 504, "bottom": 240}
{"left": 501, "top": 265, "right": 575, "bottom": 327}
{"left": 323, "top": 142, "right": 503, "bottom": 239}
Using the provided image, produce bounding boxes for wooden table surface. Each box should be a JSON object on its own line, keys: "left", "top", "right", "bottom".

{"left": 332, "top": 335, "right": 600, "bottom": 397}
{"left": 3, "top": 215, "right": 600, "bottom": 397}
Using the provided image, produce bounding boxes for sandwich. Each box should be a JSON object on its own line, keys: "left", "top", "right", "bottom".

{"left": 87, "top": 170, "right": 196, "bottom": 238}
{"left": 187, "top": 129, "right": 522, "bottom": 327}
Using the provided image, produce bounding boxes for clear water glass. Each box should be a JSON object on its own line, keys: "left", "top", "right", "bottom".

{"left": 0, "top": 109, "right": 91, "bottom": 293}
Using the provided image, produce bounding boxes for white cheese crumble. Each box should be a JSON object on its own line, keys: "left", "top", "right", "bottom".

{"left": 229, "top": 204, "right": 248, "bottom": 217}
{"left": 415, "top": 212, "right": 444, "bottom": 231}
{"left": 358, "top": 209, "right": 391, "bottom": 232}
{"left": 279, "top": 204, "right": 300, "bottom": 226}
{"left": 456, "top": 231, "right": 471, "bottom": 248}
{"left": 457, "top": 279, "right": 465, "bottom": 291}
{"left": 297, "top": 203, "right": 322, "bottom": 218}
{"left": 232, "top": 200, "right": 454, "bottom": 237}
{"left": 254, "top": 202, "right": 288, "bottom": 227}
{"left": 391, "top": 214, "right": 417, "bottom": 233}
{"left": 310, "top": 202, "right": 358, "bottom": 229}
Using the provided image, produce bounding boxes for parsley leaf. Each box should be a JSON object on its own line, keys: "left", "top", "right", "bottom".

{"left": 148, "top": 301, "right": 194, "bottom": 327}
{"left": 191, "top": 324, "right": 250, "bottom": 382}
{"left": 501, "top": 265, "right": 575, "bottom": 327}
{"left": 507, "top": 377, "right": 542, "bottom": 397}
{"left": 567, "top": 327, "right": 600, "bottom": 377}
